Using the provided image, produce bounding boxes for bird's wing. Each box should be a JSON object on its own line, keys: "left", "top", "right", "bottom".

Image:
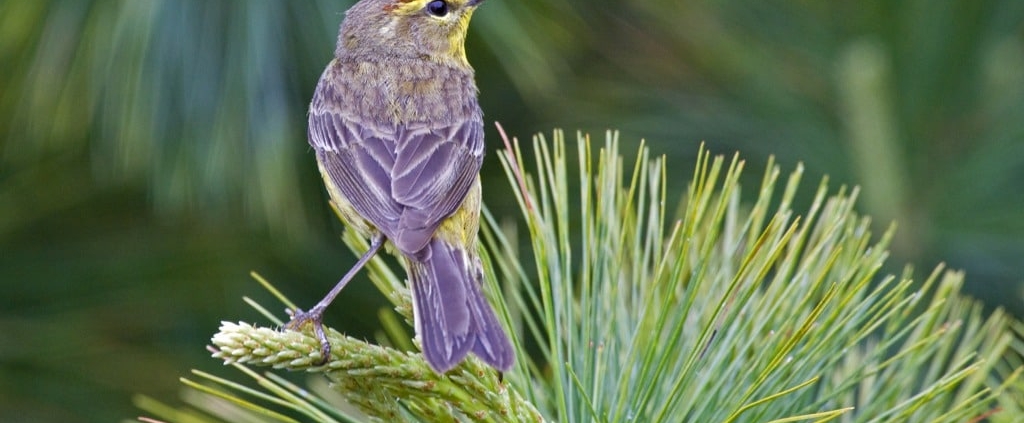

{"left": 309, "top": 110, "right": 484, "bottom": 256}
{"left": 390, "top": 120, "right": 484, "bottom": 254}
{"left": 310, "top": 111, "right": 403, "bottom": 233}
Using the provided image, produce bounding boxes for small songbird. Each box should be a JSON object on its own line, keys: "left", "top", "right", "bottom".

{"left": 286, "top": 0, "right": 515, "bottom": 373}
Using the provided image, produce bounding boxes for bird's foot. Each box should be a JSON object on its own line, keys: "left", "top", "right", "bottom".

{"left": 285, "top": 307, "right": 331, "bottom": 365}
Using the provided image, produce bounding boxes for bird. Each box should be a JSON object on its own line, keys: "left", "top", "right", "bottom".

{"left": 285, "top": 0, "right": 515, "bottom": 374}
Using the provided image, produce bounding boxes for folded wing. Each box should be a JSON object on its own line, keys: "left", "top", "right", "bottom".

{"left": 308, "top": 108, "right": 484, "bottom": 256}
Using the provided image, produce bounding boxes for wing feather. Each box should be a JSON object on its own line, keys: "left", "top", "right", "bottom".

{"left": 392, "top": 120, "right": 483, "bottom": 254}
{"left": 310, "top": 113, "right": 402, "bottom": 231}
{"left": 309, "top": 109, "right": 483, "bottom": 256}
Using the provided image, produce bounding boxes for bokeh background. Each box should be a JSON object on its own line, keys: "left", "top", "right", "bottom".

{"left": 2, "top": 1, "right": 1022, "bottom": 421}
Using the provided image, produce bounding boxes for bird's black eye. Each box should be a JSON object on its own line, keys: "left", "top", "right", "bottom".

{"left": 426, "top": 0, "right": 449, "bottom": 17}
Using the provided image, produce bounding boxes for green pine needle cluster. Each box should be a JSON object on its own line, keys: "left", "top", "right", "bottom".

{"left": 136, "top": 130, "right": 1023, "bottom": 423}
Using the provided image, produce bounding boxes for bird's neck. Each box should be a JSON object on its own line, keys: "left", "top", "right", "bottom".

{"left": 326, "top": 57, "right": 480, "bottom": 126}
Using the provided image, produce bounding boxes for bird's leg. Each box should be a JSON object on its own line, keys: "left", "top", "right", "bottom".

{"left": 286, "top": 233, "right": 386, "bottom": 364}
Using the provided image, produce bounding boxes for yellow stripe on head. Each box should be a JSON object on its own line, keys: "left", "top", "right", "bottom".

{"left": 381, "top": 0, "right": 421, "bottom": 15}
{"left": 382, "top": 0, "right": 480, "bottom": 15}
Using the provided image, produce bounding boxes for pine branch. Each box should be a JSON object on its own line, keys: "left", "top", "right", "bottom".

{"left": 137, "top": 130, "right": 1023, "bottom": 423}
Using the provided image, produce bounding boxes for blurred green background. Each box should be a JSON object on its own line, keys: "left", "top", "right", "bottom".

{"left": 1, "top": 0, "right": 1022, "bottom": 421}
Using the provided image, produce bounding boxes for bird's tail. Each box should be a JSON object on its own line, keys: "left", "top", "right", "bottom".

{"left": 407, "top": 238, "right": 515, "bottom": 373}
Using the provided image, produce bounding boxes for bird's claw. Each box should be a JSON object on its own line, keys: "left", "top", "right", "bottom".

{"left": 285, "top": 308, "right": 332, "bottom": 365}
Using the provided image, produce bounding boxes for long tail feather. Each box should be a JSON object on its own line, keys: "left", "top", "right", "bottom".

{"left": 409, "top": 238, "right": 515, "bottom": 373}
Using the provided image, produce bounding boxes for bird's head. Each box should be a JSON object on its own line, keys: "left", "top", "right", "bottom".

{"left": 337, "top": 0, "right": 484, "bottom": 67}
